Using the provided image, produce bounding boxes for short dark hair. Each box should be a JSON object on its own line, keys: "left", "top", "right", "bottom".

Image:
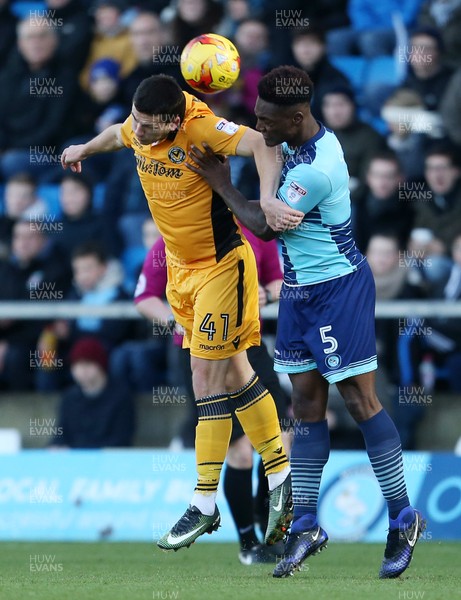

{"left": 133, "top": 75, "right": 186, "bottom": 121}
{"left": 425, "top": 144, "right": 459, "bottom": 167}
{"left": 257, "top": 65, "right": 313, "bottom": 106}
{"left": 6, "top": 172, "right": 37, "bottom": 188}
{"left": 72, "top": 241, "right": 107, "bottom": 264}
{"left": 291, "top": 27, "right": 325, "bottom": 45}
{"left": 60, "top": 172, "right": 93, "bottom": 196}
{"left": 366, "top": 150, "right": 402, "bottom": 172}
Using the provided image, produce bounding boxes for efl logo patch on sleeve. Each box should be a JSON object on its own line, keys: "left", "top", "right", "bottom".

{"left": 215, "top": 119, "right": 240, "bottom": 135}
{"left": 287, "top": 181, "right": 307, "bottom": 204}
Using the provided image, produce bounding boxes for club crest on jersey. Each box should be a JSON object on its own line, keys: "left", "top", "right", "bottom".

{"left": 287, "top": 181, "right": 307, "bottom": 204}
{"left": 325, "top": 354, "right": 341, "bottom": 370}
{"left": 168, "top": 146, "right": 186, "bottom": 164}
{"left": 215, "top": 119, "right": 239, "bottom": 135}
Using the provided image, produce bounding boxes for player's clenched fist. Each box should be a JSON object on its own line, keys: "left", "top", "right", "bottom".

{"left": 61, "top": 144, "right": 87, "bottom": 173}
{"left": 261, "top": 196, "right": 304, "bottom": 232}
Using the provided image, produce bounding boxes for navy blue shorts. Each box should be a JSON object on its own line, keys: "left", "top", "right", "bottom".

{"left": 274, "top": 263, "right": 377, "bottom": 383}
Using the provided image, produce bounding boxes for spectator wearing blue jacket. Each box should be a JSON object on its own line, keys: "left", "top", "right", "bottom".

{"left": 328, "top": 0, "right": 424, "bottom": 57}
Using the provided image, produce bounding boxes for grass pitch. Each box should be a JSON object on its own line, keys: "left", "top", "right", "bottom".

{"left": 1, "top": 541, "right": 459, "bottom": 600}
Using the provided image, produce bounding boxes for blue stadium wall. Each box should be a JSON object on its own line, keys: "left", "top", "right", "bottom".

{"left": 0, "top": 450, "right": 459, "bottom": 542}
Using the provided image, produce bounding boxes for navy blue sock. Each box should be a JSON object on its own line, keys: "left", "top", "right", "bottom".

{"left": 358, "top": 409, "right": 411, "bottom": 521}
{"left": 291, "top": 420, "right": 330, "bottom": 530}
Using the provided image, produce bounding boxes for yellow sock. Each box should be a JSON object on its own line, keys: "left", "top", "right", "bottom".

{"left": 231, "top": 374, "right": 289, "bottom": 475}
{"left": 195, "top": 392, "right": 232, "bottom": 494}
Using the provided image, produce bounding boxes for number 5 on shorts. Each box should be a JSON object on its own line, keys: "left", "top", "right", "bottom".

{"left": 319, "top": 325, "right": 338, "bottom": 354}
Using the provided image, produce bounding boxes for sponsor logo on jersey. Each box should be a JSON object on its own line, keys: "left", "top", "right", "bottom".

{"left": 215, "top": 119, "right": 239, "bottom": 135}
{"left": 168, "top": 146, "right": 186, "bottom": 164}
{"left": 287, "top": 181, "right": 307, "bottom": 204}
{"left": 134, "top": 153, "right": 183, "bottom": 178}
{"left": 232, "top": 335, "right": 240, "bottom": 349}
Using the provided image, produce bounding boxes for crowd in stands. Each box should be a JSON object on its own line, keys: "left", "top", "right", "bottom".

{"left": 0, "top": 0, "right": 460, "bottom": 449}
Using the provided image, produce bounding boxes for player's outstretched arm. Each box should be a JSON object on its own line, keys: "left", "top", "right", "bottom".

{"left": 235, "top": 129, "right": 304, "bottom": 231}
{"left": 187, "top": 143, "right": 276, "bottom": 240}
{"left": 61, "top": 123, "right": 125, "bottom": 173}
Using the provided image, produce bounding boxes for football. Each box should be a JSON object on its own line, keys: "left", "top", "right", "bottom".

{"left": 180, "top": 33, "right": 240, "bottom": 94}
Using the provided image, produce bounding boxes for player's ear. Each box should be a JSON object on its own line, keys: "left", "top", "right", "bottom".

{"left": 293, "top": 111, "right": 304, "bottom": 125}
{"left": 168, "top": 115, "right": 181, "bottom": 131}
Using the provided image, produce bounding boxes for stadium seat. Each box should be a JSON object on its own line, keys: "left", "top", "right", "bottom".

{"left": 121, "top": 246, "right": 146, "bottom": 293}
{"left": 330, "top": 56, "right": 367, "bottom": 95}
{"left": 37, "top": 182, "right": 105, "bottom": 215}
{"left": 92, "top": 184, "right": 106, "bottom": 213}
{"left": 11, "top": 1, "right": 46, "bottom": 19}
{"left": 363, "top": 56, "right": 402, "bottom": 88}
{"left": 38, "top": 184, "right": 61, "bottom": 216}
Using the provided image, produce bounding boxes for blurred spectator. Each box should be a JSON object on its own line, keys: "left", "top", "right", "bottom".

{"left": 100, "top": 148, "right": 150, "bottom": 257}
{"left": 0, "top": 221, "right": 72, "bottom": 390}
{"left": 0, "top": 174, "right": 47, "bottom": 257}
{"left": 162, "top": 0, "right": 223, "bottom": 48}
{"left": 257, "top": 0, "right": 349, "bottom": 66}
{"left": 63, "top": 59, "right": 124, "bottom": 184}
{"left": 64, "top": 241, "right": 130, "bottom": 348}
{"left": 400, "top": 27, "right": 454, "bottom": 112}
{"left": 321, "top": 86, "right": 386, "bottom": 191}
{"left": 217, "top": 0, "right": 256, "bottom": 39}
{"left": 120, "top": 216, "right": 162, "bottom": 292}
{"left": 302, "top": 0, "right": 350, "bottom": 31}
{"left": 417, "top": 0, "right": 461, "bottom": 67}
{"left": 381, "top": 88, "right": 440, "bottom": 180}
{"left": 45, "top": 0, "right": 93, "bottom": 70}
{"left": 0, "top": 19, "right": 78, "bottom": 182}
{"left": 327, "top": 0, "right": 423, "bottom": 57}
{"left": 0, "top": 0, "right": 17, "bottom": 68}
{"left": 141, "top": 217, "right": 161, "bottom": 251}
{"left": 409, "top": 145, "right": 461, "bottom": 283}
{"left": 120, "top": 11, "right": 184, "bottom": 108}
{"left": 111, "top": 228, "right": 169, "bottom": 392}
{"left": 423, "top": 233, "right": 461, "bottom": 392}
{"left": 394, "top": 233, "right": 461, "bottom": 446}
{"left": 290, "top": 29, "right": 352, "bottom": 119}
{"left": 367, "top": 233, "right": 427, "bottom": 449}
{"left": 36, "top": 240, "right": 129, "bottom": 390}
{"left": 1, "top": 220, "right": 72, "bottom": 299}
{"left": 75, "top": 58, "right": 125, "bottom": 137}
{"left": 230, "top": 19, "right": 271, "bottom": 119}
{"left": 440, "top": 67, "right": 461, "bottom": 147}
{"left": 43, "top": 241, "right": 129, "bottom": 389}
{"left": 353, "top": 152, "right": 414, "bottom": 251}
{"left": 51, "top": 336, "right": 135, "bottom": 448}
{"left": 368, "top": 234, "right": 426, "bottom": 302}
{"left": 413, "top": 145, "right": 461, "bottom": 248}
{"left": 79, "top": 0, "right": 137, "bottom": 90}
{"left": 54, "top": 173, "right": 112, "bottom": 259}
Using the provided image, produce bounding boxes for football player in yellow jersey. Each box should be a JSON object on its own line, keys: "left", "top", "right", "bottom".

{"left": 62, "top": 74, "right": 303, "bottom": 551}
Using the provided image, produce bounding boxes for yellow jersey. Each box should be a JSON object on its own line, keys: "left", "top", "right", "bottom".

{"left": 120, "top": 92, "right": 249, "bottom": 268}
